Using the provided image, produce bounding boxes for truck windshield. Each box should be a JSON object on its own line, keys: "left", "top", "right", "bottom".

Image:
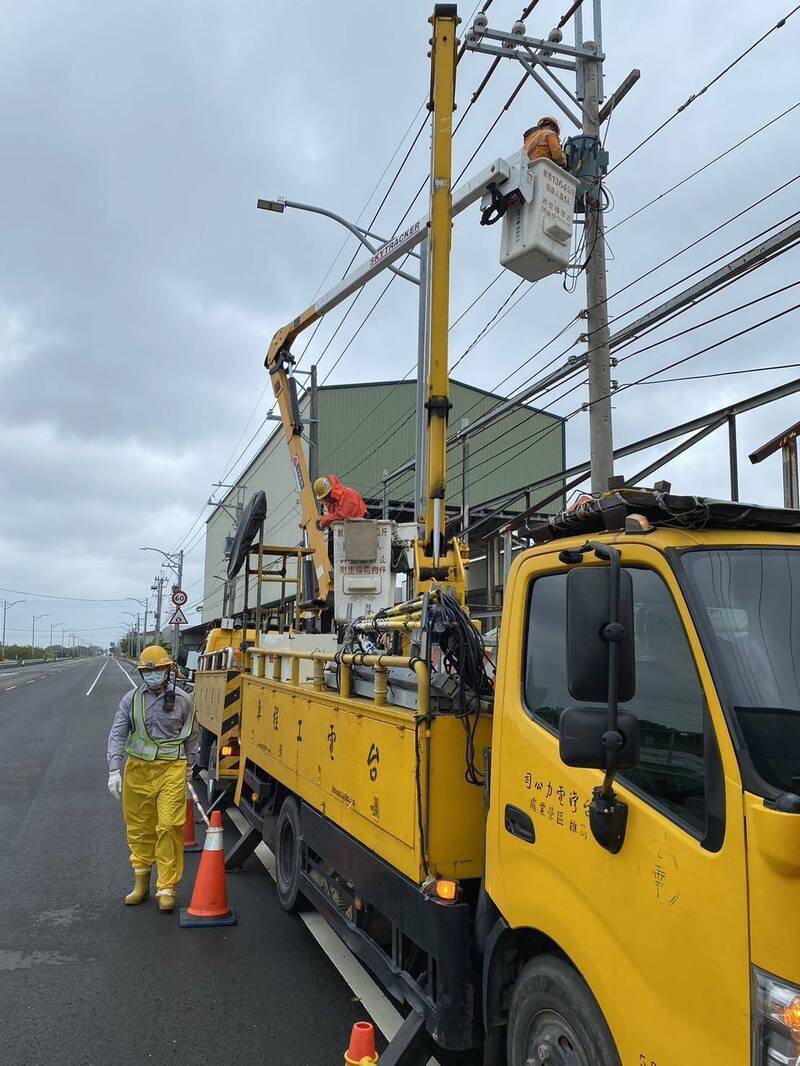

{"left": 683, "top": 548, "right": 800, "bottom": 795}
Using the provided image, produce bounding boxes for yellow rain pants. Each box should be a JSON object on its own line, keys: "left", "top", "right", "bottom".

{"left": 122, "top": 757, "right": 187, "bottom": 891}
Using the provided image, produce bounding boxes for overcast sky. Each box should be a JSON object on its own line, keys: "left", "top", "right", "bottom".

{"left": 2, "top": 0, "right": 799, "bottom": 648}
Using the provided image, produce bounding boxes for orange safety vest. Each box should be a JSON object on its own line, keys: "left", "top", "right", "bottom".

{"left": 523, "top": 127, "right": 564, "bottom": 166}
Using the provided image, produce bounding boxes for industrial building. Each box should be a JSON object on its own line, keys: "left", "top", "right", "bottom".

{"left": 198, "top": 376, "right": 565, "bottom": 627}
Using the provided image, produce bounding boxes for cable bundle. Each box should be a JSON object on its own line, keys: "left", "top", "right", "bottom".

{"left": 430, "top": 589, "right": 494, "bottom": 786}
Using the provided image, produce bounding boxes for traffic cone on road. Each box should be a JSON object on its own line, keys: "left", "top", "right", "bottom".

{"left": 183, "top": 797, "right": 202, "bottom": 853}
{"left": 344, "top": 1022, "right": 378, "bottom": 1064}
{"left": 179, "top": 811, "right": 237, "bottom": 928}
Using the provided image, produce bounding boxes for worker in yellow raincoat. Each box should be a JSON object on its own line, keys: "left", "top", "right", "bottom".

{"left": 107, "top": 645, "right": 197, "bottom": 913}
{"left": 523, "top": 116, "right": 565, "bottom": 167}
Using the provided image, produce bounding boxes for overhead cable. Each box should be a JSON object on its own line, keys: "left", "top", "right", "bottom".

{"left": 610, "top": 5, "right": 800, "bottom": 174}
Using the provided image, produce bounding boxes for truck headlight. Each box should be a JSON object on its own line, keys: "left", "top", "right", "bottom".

{"left": 753, "top": 967, "right": 800, "bottom": 1065}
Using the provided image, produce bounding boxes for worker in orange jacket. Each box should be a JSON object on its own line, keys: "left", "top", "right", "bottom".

{"left": 523, "top": 116, "right": 565, "bottom": 167}
{"left": 314, "top": 475, "right": 368, "bottom": 529}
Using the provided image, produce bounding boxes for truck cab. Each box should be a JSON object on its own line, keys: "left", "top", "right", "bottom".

{"left": 486, "top": 493, "right": 800, "bottom": 1065}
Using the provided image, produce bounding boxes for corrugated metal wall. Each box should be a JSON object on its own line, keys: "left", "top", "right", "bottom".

{"left": 317, "top": 379, "right": 564, "bottom": 510}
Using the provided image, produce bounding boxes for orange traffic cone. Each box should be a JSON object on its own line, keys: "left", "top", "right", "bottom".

{"left": 344, "top": 1022, "right": 378, "bottom": 1064}
{"left": 179, "top": 811, "right": 237, "bottom": 928}
{"left": 183, "top": 797, "right": 202, "bottom": 853}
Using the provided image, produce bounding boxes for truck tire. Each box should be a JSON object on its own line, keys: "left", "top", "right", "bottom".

{"left": 507, "top": 956, "right": 620, "bottom": 1066}
{"left": 275, "top": 796, "right": 305, "bottom": 913}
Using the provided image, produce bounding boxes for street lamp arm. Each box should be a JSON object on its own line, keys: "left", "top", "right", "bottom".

{"left": 140, "top": 546, "right": 180, "bottom": 577}
{"left": 258, "top": 198, "right": 420, "bottom": 286}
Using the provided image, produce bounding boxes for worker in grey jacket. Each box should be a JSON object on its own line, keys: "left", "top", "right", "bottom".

{"left": 107, "top": 645, "right": 197, "bottom": 912}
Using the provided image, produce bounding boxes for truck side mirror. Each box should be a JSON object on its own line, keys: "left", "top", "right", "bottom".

{"left": 559, "top": 706, "right": 640, "bottom": 770}
{"left": 561, "top": 546, "right": 637, "bottom": 855}
{"left": 566, "top": 566, "right": 635, "bottom": 703}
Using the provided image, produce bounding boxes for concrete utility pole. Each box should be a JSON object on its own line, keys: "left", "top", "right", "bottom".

{"left": 151, "top": 575, "right": 165, "bottom": 640}
{"left": 461, "top": 2, "right": 638, "bottom": 496}
{"left": 140, "top": 545, "right": 183, "bottom": 662}
{"left": 581, "top": 40, "right": 614, "bottom": 493}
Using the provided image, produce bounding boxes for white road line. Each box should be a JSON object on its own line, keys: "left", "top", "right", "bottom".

{"left": 85, "top": 658, "right": 108, "bottom": 697}
{"left": 6, "top": 685, "right": 16, "bottom": 690}
{"left": 223, "top": 798, "right": 438, "bottom": 1063}
{"left": 113, "top": 658, "right": 136, "bottom": 689}
{"left": 25, "top": 679, "right": 35, "bottom": 684}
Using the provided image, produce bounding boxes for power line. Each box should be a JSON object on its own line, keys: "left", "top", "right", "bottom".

{"left": 631, "top": 361, "right": 800, "bottom": 386}
{"left": 616, "top": 276, "right": 800, "bottom": 365}
{"left": 621, "top": 298, "right": 800, "bottom": 390}
{"left": 383, "top": 266, "right": 800, "bottom": 503}
{"left": 319, "top": 272, "right": 400, "bottom": 386}
{"left": 603, "top": 174, "right": 800, "bottom": 321}
{"left": 0, "top": 586, "right": 146, "bottom": 604}
{"left": 608, "top": 100, "right": 800, "bottom": 234}
{"left": 610, "top": 4, "right": 800, "bottom": 174}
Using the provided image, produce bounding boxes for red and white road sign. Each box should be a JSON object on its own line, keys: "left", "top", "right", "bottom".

{"left": 168, "top": 606, "right": 188, "bottom": 626}
{"left": 171, "top": 589, "right": 188, "bottom": 607}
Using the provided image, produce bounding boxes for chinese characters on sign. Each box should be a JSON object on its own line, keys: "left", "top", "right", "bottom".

{"left": 523, "top": 771, "right": 588, "bottom": 839}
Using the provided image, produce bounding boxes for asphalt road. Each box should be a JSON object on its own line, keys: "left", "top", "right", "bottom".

{"left": 0, "top": 656, "right": 370, "bottom": 1066}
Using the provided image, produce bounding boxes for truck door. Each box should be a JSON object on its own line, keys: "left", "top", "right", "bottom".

{"left": 489, "top": 545, "right": 750, "bottom": 1065}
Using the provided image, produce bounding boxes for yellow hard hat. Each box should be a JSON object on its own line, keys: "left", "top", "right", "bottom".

{"left": 136, "top": 644, "right": 174, "bottom": 671}
{"left": 314, "top": 476, "right": 333, "bottom": 500}
{"left": 538, "top": 116, "right": 560, "bottom": 133}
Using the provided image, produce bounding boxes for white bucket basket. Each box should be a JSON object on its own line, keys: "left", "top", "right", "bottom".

{"left": 499, "top": 156, "right": 579, "bottom": 282}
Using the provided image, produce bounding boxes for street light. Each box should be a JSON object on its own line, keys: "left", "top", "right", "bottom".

{"left": 1, "top": 600, "right": 25, "bottom": 663}
{"left": 256, "top": 197, "right": 420, "bottom": 286}
{"left": 123, "top": 611, "right": 140, "bottom": 659}
{"left": 131, "top": 597, "right": 149, "bottom": 646}
{"left": 257, "top": 193, "right": 429, "bottom": 521}
{"left": 32, "top": 613, "right": 48, "bottom": 659}
{"left": 49, "top": 621, "right": 63, "bottom": 661}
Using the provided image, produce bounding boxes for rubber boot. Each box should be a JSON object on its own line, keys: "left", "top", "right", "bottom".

{"left": 124, "top": 868, "right": 151, "bottom": 906}
{"left": 157, "top": 889, "right": 176, "bottom": 913}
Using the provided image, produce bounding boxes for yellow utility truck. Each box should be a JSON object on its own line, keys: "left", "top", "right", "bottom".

{"left": 232, "top": 491, "right": 800, "bottom": 1065}
{"left": 223, "top": 8, "right": 800, "bottom": 1062}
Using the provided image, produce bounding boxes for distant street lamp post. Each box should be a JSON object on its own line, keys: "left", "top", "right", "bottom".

{"left": 32, "top": 613, "right": 48, "bottom": 659}
{"left": 1, "top": 599, "right": 25, "bottom": 663}
{"left": 49, "top": 621, "right": 63, "bottom": 661}
{"left": 123, "top": 612, "right": 140, "bottom": 658}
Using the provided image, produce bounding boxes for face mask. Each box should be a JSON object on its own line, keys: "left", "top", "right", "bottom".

{"left": 142, "top": 670, "right": 166, "bottom": 690}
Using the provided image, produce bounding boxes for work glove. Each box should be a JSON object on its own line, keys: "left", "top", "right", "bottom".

{"left": 315, "top": 518, "right": 325, "bottom": 531}
{"left": 107, "top": 770, "right": 122, "bottom": 800}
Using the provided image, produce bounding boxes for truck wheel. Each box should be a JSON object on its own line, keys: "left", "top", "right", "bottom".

{"left": 275, "top": 796, "right": 305, "bottom": 913}
{"left": 206, "top": 742, "right": 218, "bottom": 806}
{"left": 507, "top": 956, "right": 620, "bottom": 1066}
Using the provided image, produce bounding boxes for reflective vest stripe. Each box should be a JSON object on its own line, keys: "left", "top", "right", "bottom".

{"left": 124, "top": 687, "right": 195, "bottom": 762}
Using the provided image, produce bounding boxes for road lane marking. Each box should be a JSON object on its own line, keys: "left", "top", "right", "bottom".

{"left": 113, "top": 658, "right": 136, "bottom": 689}
{"left": 222, "top": 796, "right": 438, "bottom": 1063}
{"left": 6, "top": 686, "right": 16, "bottom": 690}
{"left": 25, "top": 679, "right": 35, "bottom": 684}
{"left": 85, "top": 659, "right": 108, "bottom": 696}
